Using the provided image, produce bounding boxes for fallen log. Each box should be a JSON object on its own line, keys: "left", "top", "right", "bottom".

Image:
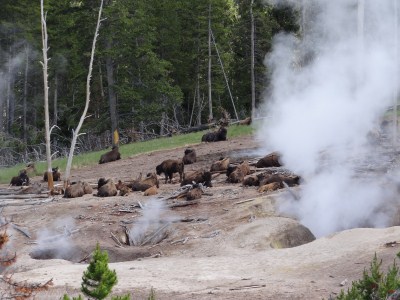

{"left": 168, "top": 200, "right": 199, "bottom": 208}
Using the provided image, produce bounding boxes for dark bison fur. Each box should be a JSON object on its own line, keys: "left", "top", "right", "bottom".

{"left": 128, "top": 181, "right": 153, "bottom": 192}
{"left": 156, "top": 159, "right": 184, "bottom": 184}
{"left": 186, "top": 187, "right": 202, "bottom": 201}
{"left": 43, "top": 167, "right": 61, "bottom": 182}
{"left": 64, "top": 181, "right": 92, "bottom": 198}
{"left": 242, "top": 174, "right": 259, "bottom": 186}
{"left": 97, "top": 179, "right": 118, "bottom": 197}
{"left": 97, "top": 177, "right": 108, "bottom": 189}
{"left": 258, "top": 174, "right": 301, "bottom": 187}
{"left": 210, "top": 157, "right": 230, "bottom": 172}
{"left": 226, "top": 164, "right": 238, "bottom": 177}
{"left": 227, "top": 162, "right": 250, "bottom": 183}
{"left": 256, "top": 152, "right": 282, "bottom": 168}
{"left": 201, "top": 127, "right": 227, "bottom": 142}
{"left": 181, "top": 169, "right": 212, "bottom": 187}
{"left": 10, "top": 170, "right": 29, "bottom": 186}
{"left": 99, "top": 146, "right": 121, "bottom": 164}
{"left": 182, "top": 148, "right": 197, "bottom": 165}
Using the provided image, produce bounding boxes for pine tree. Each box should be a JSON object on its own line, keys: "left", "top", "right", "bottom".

{"left": 81, "top": 243, "right": 117, "bottom": 300}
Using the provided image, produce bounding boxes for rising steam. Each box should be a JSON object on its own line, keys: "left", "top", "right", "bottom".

{"left": 259, "top": 0, "right": 400, "bottom": 236}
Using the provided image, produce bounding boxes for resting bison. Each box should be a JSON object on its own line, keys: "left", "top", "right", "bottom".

{"left": 10, "top": 170, "right": 29, "bottom": 186}
{"left": 156, "top": 159, "right": 184, "bottom": 184}
{"left": 201, "top": 127, "right": 227, "bottom": 142}
{"left": 258, "top": 174, "right": 301, "bottom": 187}
{"left": 64, "top": 181, "right": 92, "bottom": 198}
{"left": 210, "top": 157, "right": 230, "bottom": 172}
{"left": 116, "top": 180, "right": 131, "bottom": 196}
{"left": 181, "top": 169, "right": 212, "bottom": 187}
{"left": 256, "top": 152, "right": 282, "bottom": 168}
{"left": 18, "top": 182, "right": 43, "bottom": 194}
{"left": 258, "top": 182, "right": 283, "bottom": 193}
{"left": 227, "top": 162, "right": 251, "bottom": 183}
{"left": 43, "top": 167, "right": 61, "bottom": 182}
{"left": 97, "top": 178, "right": 118, "bottom": 197}
{"left": 182, "top": 148, "right": 197, "bottom": 165}
{"left": 186, "top": 187, "right": 202, "bottom": 201}
{"left": 126, "top": 173, "right": 159, "bottom": 192}
{"left": 141, "top": 173, "right": 159, "bottom": 188}
{"left": 144, "top": 185, "right": 158, "bottom": 196}
{"left": 99, "top": 145, "right": 121, "bottom": 164}
{"left": 242, "top": 174, "right": 259, "bottom": 186}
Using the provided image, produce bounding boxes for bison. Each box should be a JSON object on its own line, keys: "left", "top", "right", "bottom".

{"left": 181, "top": 169, "right": 212, "bottom": 187}
{"left": 99, "top": 145, "right": 121, "bottom": 164}
{"left": 64, "top": 181, "right": 92, "bottom": 198}
{"left": 242, "top": 174, "right": 259, "bottom": 186}
{"left": 258, "top": 174, "right": 301, "bottom": 187}
{"left": 255, "top": 152, "right": 282, "bottom": 168}
{"left": 201, "top": 127, "right": 227, "bottom": 142}
{"left": 10, "top": 170, "right": 29, "bottom": 186}
{"left": 182, "top": 148, "right": 197, "bottom": 165}
{"left": 156, "top": 159, "right": 184, "bottom": 184}
{"left": 227, "top": 162, "right": 250, "bottom": 183}
{"left": 186, "top": 187, "right": 202, "bottom": 201}
{"left": 258, "top": 182, "right": 282, "bottom": 193}
{"left": 144, "top": 185, "right": 158, "bottom": 196}
{"left": 141, "top": 173, "right": 159, "bottom": 188}
{"left": 116, "top": 180, "right": 131, "bottom": 196}
{"left": 43, "top": 167, "right": 61, "bottom": 182}
{"left": 210, "top": 157, "right": 230, "bottom": 172}
{"left": 97, "top": 178, "right": 118, "bottom": 197}
{"left": 18, "top": 182, "right": 42, "bottom": 194}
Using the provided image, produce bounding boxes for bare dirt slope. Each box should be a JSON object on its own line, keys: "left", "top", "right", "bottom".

{"left": 1, "top": 134, "right": 400, "bottom": 299}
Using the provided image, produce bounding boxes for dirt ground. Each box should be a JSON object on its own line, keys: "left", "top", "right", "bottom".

{"left": 1, "top": 133, "right": 400, "bottom": 300}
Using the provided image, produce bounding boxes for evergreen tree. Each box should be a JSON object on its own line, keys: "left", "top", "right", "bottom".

{"left": 81, "top": 243, "right": 117, "bottom": 300}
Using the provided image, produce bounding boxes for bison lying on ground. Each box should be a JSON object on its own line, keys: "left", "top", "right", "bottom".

{"left": 10, "top": 170, "right": 29, "bottom": 186}
{"left": 227, "top": 161, "right": 251, "bottom": 183}
{"left": 258, "top": 182, "right": 283, "bottom": 193}
{"left": 64, "top": 181, "right": 93, "bottom": 198}
{"left": 201, "top": 127, "right": 227, "bottom": 142}
{"left": 210, "top": 157, "right": 230, "bottom": 172}
{"left": 43, "top": 167, "right": 61, "bottom": 182}
{"left": 181, "top": 169, "right": 212, "bottom": 187}
{"left": 115, "top": 180, "right": 131, "bottom": 196}
{"left": 258, "top": 174, "right": 301, "bottom": 187}
{"left": 242, "top": 174, "right": 259, "bottom": 186}
{"left": 99, "top": 145, "right": 121, "bottom": 164}
{"left": 144, "top": 185, "right": 158, "bottom": 196}
{"left": 97, "top": 178, "right": 118, "bottom": 197}
{"left": 255, "top": 152, "right": 282, "bottom": 168}
{"left": 156, "top": 159, "right": 184, "bottom": 184}
{"left": 18, "top": 182, "right": 43, "bottom": 194}
{"left": 186, "top": 187, "right": 202, "bottom": 201}
{"left": 126, "top": 173, "right": 159, "bottom": 192}
{"left": 182, "top": 148, "right": 197, "bottom": 165}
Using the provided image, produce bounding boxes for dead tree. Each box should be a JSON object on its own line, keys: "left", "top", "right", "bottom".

{"left": 64, "top": 0, "right": 104, "bottom": 188}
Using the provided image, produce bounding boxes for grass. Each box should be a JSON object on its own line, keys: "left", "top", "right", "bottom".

{"left": 0, "top": 125, "right": 255, "bottom": 184}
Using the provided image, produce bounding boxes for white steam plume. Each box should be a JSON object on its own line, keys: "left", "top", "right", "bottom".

{"left": 259, "top": 0, "right": 400, "bottom": 236}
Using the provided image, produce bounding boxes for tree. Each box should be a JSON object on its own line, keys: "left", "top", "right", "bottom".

{"left": 81, "top": 243, "right": 117, "bottom": 300}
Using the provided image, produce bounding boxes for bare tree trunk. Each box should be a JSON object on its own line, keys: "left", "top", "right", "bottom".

{"left": 196, "top": 74, "right": 202, "bottom": 125}
{"left": 53, "top": 74, "right": 58, "bottom": 126}
{"left": 6, "top": 50, "right": 11, "bottom": 134}
{"left": 105, "top": 39, "right": 118, "bottom": 146}
{"left": 64, "top": 0, "right": 104, "bottom": 187}
{"left": 23, "top": 44, "right": 29, "bottom": 143}
{"left": 41, "top": 0, "right": 53, "bottom": 189}
{"left": 250, "top": 0, "right": 256, "bottom": 120}
{"left": 208, "top": 3, "right": 213, "bottom": 122}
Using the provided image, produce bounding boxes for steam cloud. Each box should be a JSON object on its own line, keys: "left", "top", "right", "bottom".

{"left": 259, "top": 0, "right": 400, "bottom": 236}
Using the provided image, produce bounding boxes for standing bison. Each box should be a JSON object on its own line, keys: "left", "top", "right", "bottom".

{"left": 43, "top": 167, "right": 61, "bottom": 182}
{"left": 156, "top": 159, "right": 184, "bottom": 184}
{"left": 99, "top": 146, "right": 121, "bottom": 164}
{"left": 201, "top": 127, "right": 227, "bottom": 142}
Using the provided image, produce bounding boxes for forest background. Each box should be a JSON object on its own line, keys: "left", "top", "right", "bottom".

{"left": 0, "top": 0, "right": 298, "bottom": 166}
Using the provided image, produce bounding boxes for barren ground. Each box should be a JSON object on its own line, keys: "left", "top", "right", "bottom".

{"left": 1, "top": 134, "right": 400, "bottom": 300}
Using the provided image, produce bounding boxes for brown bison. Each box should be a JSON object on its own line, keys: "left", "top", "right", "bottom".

{"left": 141, "top": 173, "right": 159, "bottom": 188}
{"left": 201, "top": 127, "right": 227, "bottom": 142}
{"left": 10, "top": 170, "right": 29, "bottom": 186}
{"left": 182, "top": 148, "right": 197, "bottom": 165}
{"left": 64, "top": 181, "right": 92, "bottom": 198}
{"left": 116, "top": 180, "right": 131, "bottom": 196}
{"left": 125, "top": 173, "right": 159, "bottom": 192}
{"left": 258, "top": 174, "right": 301, "bottom": 187}
{"left": 255, "top": 152, "right": 282, "bottom": 168}
{"left": 156, "top": 159, "right": 184, "bottom": 184}
{"left": 210, "top": 157, "right": 230, "bottom": 172}
{"left": 43, "top": 167, "right": 61, "bottom": 182}
{"left": 186, "top": 187, "right": 202, "bottom": 201}
{"left": 99, "top": 145, "right": 121, "bottom": 164}
{"left": 227, "top": 162, "right": 251, "bottom": 183}
{"left": 242, "top": 174, "right": 260, "bottom": 186}
{"left": 18, "top": 182, "right": 43, "bottom": 194}
{"left": 258, "top": 182, "right": 283, "bottom": 193}
{"left": 181, "top": 169, "right": 212, "bottom": 187}
{"left": 97, "top": 178, "right": 118, "bottom": 197}
{"left": 144, "top": 185, "right": 158, "bottom": 196}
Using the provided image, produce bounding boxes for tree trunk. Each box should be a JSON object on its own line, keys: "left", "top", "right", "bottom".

{"left": 53, "top": 74, "right": 58, "bottom": 126}
{"left": 105, "top": 39, "right": 118, "bottom": 146}
{"left": 250, "top": 0, "right": 256, "bottom": 120}
{"left": 41, "top": 0, "right": 53, "bottom": 190}
{"left": 64, "top": 0, "right": 104, "bottom": 187}
{"left": 196, "top": 74, "right": 202, "bottom": 125}
{"left": 208, "top": 3, "right": 213, "bottom": 122}
{"left": 23, "top": 44, "right": 29, "bottom": 143}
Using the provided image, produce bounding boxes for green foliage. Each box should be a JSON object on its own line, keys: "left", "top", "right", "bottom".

{"left": 81, "top": 243, "right": 117, "bottom": 300}
{"left": 334, "top": 253, "right": 400, "bottom": 300}
{"left": 63, "top": 295, "right": 84, "bottom": 300}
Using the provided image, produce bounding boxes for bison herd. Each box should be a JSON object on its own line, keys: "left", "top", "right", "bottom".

{"left": 8, "top": 127, "right": 301, "bottom": 200}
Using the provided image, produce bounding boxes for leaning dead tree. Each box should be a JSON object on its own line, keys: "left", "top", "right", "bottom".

{"left": 64, "top": 0, "right": 104, "bottom": 188}
{"left": 40, "top": 0, "right": 54, "bottom": 190}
